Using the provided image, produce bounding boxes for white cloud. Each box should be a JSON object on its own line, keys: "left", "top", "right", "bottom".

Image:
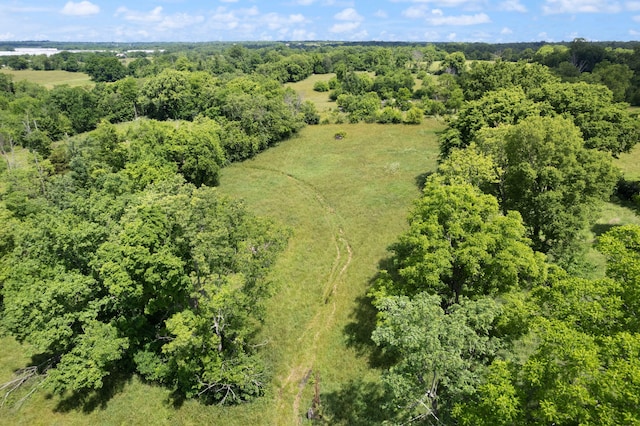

{"left": 426, "top": 12, "right": 491, "bottom": 25}
{"left": 0, "top": 32, "right": 16, "bottom": 40}
{"left": 374, "top": 9, "right": 389, "bottom": 18}
{"left": 330, "top": 21, "right": 361, "bottom": 33}
{"left": 263, "top": 13, "right": 309, "bottom": 30}
{"left": 200, "top": 7, "right": 312, "bottom": 40}
{"left": 630, "top": 29, "right": 640, "bottom": 35}
{"left": 633, "top": 14, "right": 640, "bottom": 21}
{"left": 115, "top": 6, "right": 204, "bottom": 31}
{"left": 291, "top": 29, "right": 317, "bottom": 39}
{"left": 330, "top": 7, "right": 363, "bottom": 34}
{"left": 501, "top": 27, "right": 513, "bottom": 34}
{"left": 499, "top": 0, "right": 527, "bottom": 12}
{"left": 220, "top": 0, "right": 239, "bottom": 2}
{"left": 61, "top": 1, "right": 100, "bottom": 16}
{"left": 448, "top": 32, "right": 457, "bottom": 40}
{"left": 390, "top": 0, "right": 480, "bottom": 6}
{"left": 403, "top": 5, "right": 430, "bottom": 18}
{"left": 423, "top": 30, "right": 440, "bottom": 39}
{"left": 159, "top": 13, "right": 204, "bottom": 30}
{"left": 627, "top": 2, "right": 640, "bottom": 11}
{"left": 543, "top": 0, "right": 622, "bottom": 14}
{"left": 115, "top": 6, "right": 164, "bottom": 23}
{"left": 334, "top": 8, "right": 364, "bottom": 21}
{"left": 352, "top": 30, "right": 369, "bottom": 39}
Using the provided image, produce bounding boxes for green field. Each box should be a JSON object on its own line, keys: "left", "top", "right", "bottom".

{"left": 0, "top": 69, "right": 93, "bottom": 88}
{"left": 0, "top": 120, "right": 444, "bottom": 425}
{"left": 286, "top": 74, "right": 336, "bottom": 121}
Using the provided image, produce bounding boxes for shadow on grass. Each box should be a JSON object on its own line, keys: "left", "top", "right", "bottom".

{"left": 53, "top": 371, "right": 133, "bottom": 414}
{"left": 343, "top": 258, "right": 398, "bottom": 369}
{"left": 319, "top": 379, "right": 390, "bottom": 425}
{"left": 592, "top": 222, "right": 621, "bottom": 237}
{"left": 414, "top": 171, "right": 433, "bottom": 192}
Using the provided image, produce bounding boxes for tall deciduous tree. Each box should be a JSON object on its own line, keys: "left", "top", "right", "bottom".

{"left": 372, "top": 293, "right": 503, "bottom": 424}
{"left": 372, "top": 178, "right": 545, "bottom": 306}
{"left": 476, "top": 115, "right": 618, "bottom": 258}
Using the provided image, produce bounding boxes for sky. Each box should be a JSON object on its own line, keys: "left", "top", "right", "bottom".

{"left": 0, "top": 0, "right": 639, "bottom": 43}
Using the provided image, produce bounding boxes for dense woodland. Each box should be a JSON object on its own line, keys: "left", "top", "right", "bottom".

{"left": 1, "top": 40, "right": 640, "bottom": 424}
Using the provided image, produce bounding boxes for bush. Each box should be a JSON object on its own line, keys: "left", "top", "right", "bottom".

{"left": 376, "top": 106, "right": 403, "bottom": 124}
{"left": 313, "top": 81, "right": 330, "bottom": 92}
{"left": 300, "top": 100, "right": 320, "bottom": 125}
{"left": 404, "top": 107, "right": 424, "bottom": 124}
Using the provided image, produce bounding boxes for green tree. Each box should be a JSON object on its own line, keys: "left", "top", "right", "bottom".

{"left": 597, "top": 224, "right": 640, "bottom": 329}
{"left": 460, "top": 60, "right": 558, "bottom": 101}
{"left": 528, "top": 81, "right": 640, "bottom": 155}
{"left": 476, "top": 115, "right": 618, "bottom": 258}
{"left": 84, "top": 55, "right": 127, "bottom": 82}
{"left": 441, "top": 52, "right": 466, "bottom": 76}
{"left": 167, "top": 118, "right": 226, "bottom": 187}
{"left": 0, "top": 180, "right": 287, "bottom": 403}
{"left": 47, "top": 85, "right": 98, "bottom": 134}
{"left": 588, "top": 61, "right": 634, "bottom": 102}
{"left": 139, "top": 69, "right": 196, "bottom": 121}
{"left": 372, "top": 178, "right": 545, "bottom": 306}
{"left": 372, "top": 293, "right": 503, "bottom": 424}
{"left": 455, "top": 268, "right": 640, "bottom": 425}
{"left": 403, "top": 106, "right": 423, "bottom": 124}
{"left": 440, "top": 87, "right": 543, "bottom": 158}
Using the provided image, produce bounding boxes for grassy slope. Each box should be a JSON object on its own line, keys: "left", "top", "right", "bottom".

{"left": 0, "top": 69, "right": 93, "bottom": 88}
{"left": 0, "top": 121, "right": 444, "bottom": 425}
{"left": 217, "top": 122, "right": 443, "bottom": 424}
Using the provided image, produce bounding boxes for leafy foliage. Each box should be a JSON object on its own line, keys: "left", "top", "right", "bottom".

{"left": 373, "top": 178, "right": 545, "bottom": 306}
{"left": 476, "top": 115, "right": 618, "bottom": 258}
{"left": 372, "top": 293, "right": 503, "bottom": 424}
{"left": 0, "top": 177, "right": 287, "bottom": 402}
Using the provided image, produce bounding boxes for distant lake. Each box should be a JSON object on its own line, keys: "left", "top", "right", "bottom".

{"left": 0, "top": 48, "right": 160, "bottom": 56}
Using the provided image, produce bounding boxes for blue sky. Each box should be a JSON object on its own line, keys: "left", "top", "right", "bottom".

{"left": 1, "top": 1, "right": 639, "bottom": 43}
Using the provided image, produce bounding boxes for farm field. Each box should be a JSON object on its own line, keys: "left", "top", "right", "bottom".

{"left": 0, "top": 69, "right": 93, "bottom": 88}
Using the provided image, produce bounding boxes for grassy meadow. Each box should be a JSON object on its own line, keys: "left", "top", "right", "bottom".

{"left": 0, "top": 120, "right": 444, "bottom": 425}
{"left": 0, "top": 69, "right": 93, "bottom": 89}
{"left": 286, "top": 74, "right": 336, "bottom": 121}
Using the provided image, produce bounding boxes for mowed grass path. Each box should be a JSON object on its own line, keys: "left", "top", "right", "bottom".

{"left": 0, "top": 121, "right": 443, "bottom": 425}
{"left": 217, "top": 121, "right": 442, "bottom": 424}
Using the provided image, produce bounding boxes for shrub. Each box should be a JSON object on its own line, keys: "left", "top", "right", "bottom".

{"left": 404, "top": 106, "right": 424, "bottom": 124}
{"left": 376, "top": 106, "right": 403, "bottom": 124}
{"left": 313, "top": 81, "right": 330, "bottom": 92}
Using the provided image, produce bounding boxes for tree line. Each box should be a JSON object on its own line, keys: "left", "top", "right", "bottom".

{"left": 367, "top": 56, "right": 640, "bottom": 425}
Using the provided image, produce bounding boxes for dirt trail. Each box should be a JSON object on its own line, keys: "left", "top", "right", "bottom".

{"left": 244, "top": 166, "right": 353, "bottom": 424}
